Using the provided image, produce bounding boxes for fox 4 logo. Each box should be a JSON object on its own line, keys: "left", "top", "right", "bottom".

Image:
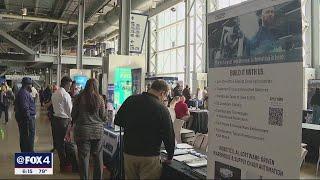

{"left": 24, "top": 156, "right": 50, "bottom": 165}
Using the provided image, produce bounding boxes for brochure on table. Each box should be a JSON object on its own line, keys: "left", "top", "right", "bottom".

{"left": 207, "top": 0, "right": 303, "bottom": 179}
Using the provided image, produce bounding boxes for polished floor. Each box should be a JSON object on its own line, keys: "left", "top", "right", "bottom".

{"left": 0, "top": 105, "right": 319, "bottom": 179}
{"left": 0, "top": 105, "right": 110, "bottom": 179}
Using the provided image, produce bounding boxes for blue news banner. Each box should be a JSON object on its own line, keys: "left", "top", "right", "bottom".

{"left": 15, "top": 153, "right": 53, "bottom": 175}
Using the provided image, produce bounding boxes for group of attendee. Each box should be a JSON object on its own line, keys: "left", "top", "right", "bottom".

{"left": 14, "top": 76, "right": 107, "bottom": 179}
{"left": 168, "top": 83, "right": 208, "bottom": 109}
{"left": 165, "top": 83, "right": 208, "bottom": 122}
{"left": 12, "top": 77, "right": 208, "bottom": 179}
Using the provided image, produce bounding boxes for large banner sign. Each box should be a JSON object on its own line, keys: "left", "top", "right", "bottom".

{"left": 207, "top": 0, "right": 303, "bottom": 179}
{"left": 129, "top": 13, "right": 148, "bottom": 54}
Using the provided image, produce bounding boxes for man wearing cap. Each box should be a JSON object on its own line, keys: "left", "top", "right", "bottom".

{"left": 14, "top": 77, "right": 36, "bottom": 152}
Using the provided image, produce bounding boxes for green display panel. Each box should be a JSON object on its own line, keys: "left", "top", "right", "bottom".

{"left": 114, "top": 67, "right": 132, "bottom": 109}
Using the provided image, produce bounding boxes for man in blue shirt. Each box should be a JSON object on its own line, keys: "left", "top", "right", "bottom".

{"left": 249, "top": 6, "right": 282, "bottom": 56}
{"left": 14, "top": 77, "right": 36, "bottom": 152}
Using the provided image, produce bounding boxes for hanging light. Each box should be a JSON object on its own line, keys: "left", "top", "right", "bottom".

{"left": 21, "top": 8, "right": 27, "bottom": 16}
{"left": 39, "top": 24, "right": 43, "bottom": 31}
{"left": 28, "top": 33, "right": 31, "bottom": 39}
{"left": 33, "top": 30, "right": 37, "bottom": 35}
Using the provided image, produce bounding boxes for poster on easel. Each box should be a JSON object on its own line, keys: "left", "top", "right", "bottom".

{"left": 207, "top": 0, "right": 303, "bottom": 179}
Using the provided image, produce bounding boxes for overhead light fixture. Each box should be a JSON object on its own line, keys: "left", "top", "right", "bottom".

{"left": 39, "top": 24, "right": 43, "bottom": 31}
{"left": 33, "top": 30, "right": 37, "bottom": 35}
{"left": 21, "top": 8, "right": 27, "bottom": 16}
{"left": 28, "top": 33, "right": 31, "bottom": 39}
{"left": 151, "top": 1, "right": 157, "bottom": 9}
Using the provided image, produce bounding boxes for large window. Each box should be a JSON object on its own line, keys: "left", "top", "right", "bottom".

{"left": 217, "top": 0, "right": 249, "bottom": 9}
{"left": 149, "top": 0, "right": 250, "bottom": 88}
{"left": 150, "top": 2, "right": 185, "bottom": 80}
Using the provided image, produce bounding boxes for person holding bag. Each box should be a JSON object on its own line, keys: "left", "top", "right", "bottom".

{"left": 70, "top": 78, "right": 106, "bottom": 180}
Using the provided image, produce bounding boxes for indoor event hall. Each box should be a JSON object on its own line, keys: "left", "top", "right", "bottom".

{"left": 0, "top": 0, "right": 318, "bottom": 179}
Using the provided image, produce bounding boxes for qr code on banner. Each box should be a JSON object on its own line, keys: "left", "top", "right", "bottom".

{"left": 268, "top": 107, "right": 283, "bottom": 126}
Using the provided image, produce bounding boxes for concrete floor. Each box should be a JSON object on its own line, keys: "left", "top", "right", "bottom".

{"left": 0, "top": 105, "right": 110, "bottom": 179}
{"left": 0, "top": 104, "right": 319, "bottom": 179}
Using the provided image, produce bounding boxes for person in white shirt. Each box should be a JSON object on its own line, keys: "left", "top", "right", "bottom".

{"left": 31, "top": 86, "right": 38, "bottom": 102}
{"left": 196, "top": 87, "right": 203, "bottom": 100}
{"left": 202, "top": 87, "right": 208, "bottom": 109}
{"left": 51, "top": 76, "right": 75, "bottom": 172}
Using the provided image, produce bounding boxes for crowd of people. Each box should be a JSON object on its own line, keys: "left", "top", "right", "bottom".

{"left": 8, "top": 77, "right": 208, "bottom": 179}
{"left": 167, "top": 83, "right": 208, "bottom": 109}
{"left": 13, "top": 76, "right": 107, "bottom": 179}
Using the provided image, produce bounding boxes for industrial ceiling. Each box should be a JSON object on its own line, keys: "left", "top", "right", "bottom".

{"left": 0, "top": 0, "right": 181, "bottom": 69}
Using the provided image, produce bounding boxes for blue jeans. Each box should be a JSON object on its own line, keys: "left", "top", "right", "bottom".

{"left": 18, "top": 117, "right": 35, "bottom": 152}
{"left": 313, "top": 105, "right": 320, "bottom": 125}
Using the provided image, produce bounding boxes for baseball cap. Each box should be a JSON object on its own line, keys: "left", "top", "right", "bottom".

{"left": 22, "top": 77, "right": 33, "bottom": 85}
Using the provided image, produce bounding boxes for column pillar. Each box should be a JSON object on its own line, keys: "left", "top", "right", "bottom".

{"left": 185, "top": 0, "right": 191, "bottom": 87}
{"left": 119, "top": 0, "right": 131, "bottom": 55}
{"left": 57, "top": 24, "right": 62, "bottom": 86}
{"left": 77, "top": 0, "right": 85, "bottom": 69}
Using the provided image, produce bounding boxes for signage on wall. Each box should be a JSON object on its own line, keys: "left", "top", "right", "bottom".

{"left": 5, "top": 75, "right": 40, "bottom": 81}
{"left": 207, "top": 0, "right": 303, "bottom": 179}
{"left": 129, "top": 13, "right": 148, "bottom": 54}
{"left": 69, "top": 69, "right": 91, "bottom": 90}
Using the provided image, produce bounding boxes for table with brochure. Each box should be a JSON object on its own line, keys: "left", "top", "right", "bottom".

{"left": 161, "top": 143, "right": 207, "bottom": 179}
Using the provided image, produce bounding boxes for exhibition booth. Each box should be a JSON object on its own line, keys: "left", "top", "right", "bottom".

{"left": 69, "top": 0, "right": 320, "bottom": 179}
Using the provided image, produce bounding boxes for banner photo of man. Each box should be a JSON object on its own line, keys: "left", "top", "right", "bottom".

{"left": 208, "top": 0, "right": 302, "bottom": 68}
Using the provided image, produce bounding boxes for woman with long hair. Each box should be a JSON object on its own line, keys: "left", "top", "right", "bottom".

{"left": 71, "top": 79, "right": 106, "bottom": 179}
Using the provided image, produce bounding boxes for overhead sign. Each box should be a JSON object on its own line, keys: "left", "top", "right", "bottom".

{"left": 5, "top": 75, "right": 40, "bottom": 81}
{"left": 207, "top": 0, "right": 303, "bottom": 179}
{"left": 129, "top": 13, "right": 148, "bottom": 54}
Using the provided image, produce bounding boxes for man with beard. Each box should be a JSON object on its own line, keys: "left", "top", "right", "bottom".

{"left": 250, "top": 6, "right": 282, "bottom": 56}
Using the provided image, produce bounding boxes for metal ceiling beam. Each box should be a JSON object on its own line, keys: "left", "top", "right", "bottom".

{"left": 35, "top": 0, "right": 40, "bottom": 15}
{"left": 84, "top": 0, "right": 183, "bottom": 41}
{"left": 4, "top": 0, "right": 9, "bottom": 11}
{"left": 92, "top": 0, "right": 183, "bottom": 41}
{"left": 148, "top": 0, "right": 183, "bottom": 17}
{"left": 0, "top": 29, "right": 35, "bottom": 55}
{"left": 69, "top": 0, "right": 113, "bottom": 39}
{"left": 52, "top": 0, "right": 74, "bottom": 34}
{"left": 23, "top": 0, "right": 41, "bottom": 31}
{"left": 0, "top": 14, "right": 94, "bottom": 25}
{"left": 0, "top": 53, "right": 35, "bottom": 61}
{"left": 85, "top": 0, "right": 112, "bottom": 22}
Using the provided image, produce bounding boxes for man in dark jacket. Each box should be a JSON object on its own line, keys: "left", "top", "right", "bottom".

{"left": 14, "top": 77, "right": 36, "bottom": 152}
{"left": 115, "top": 80, "right": 175, "bottom": 179}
